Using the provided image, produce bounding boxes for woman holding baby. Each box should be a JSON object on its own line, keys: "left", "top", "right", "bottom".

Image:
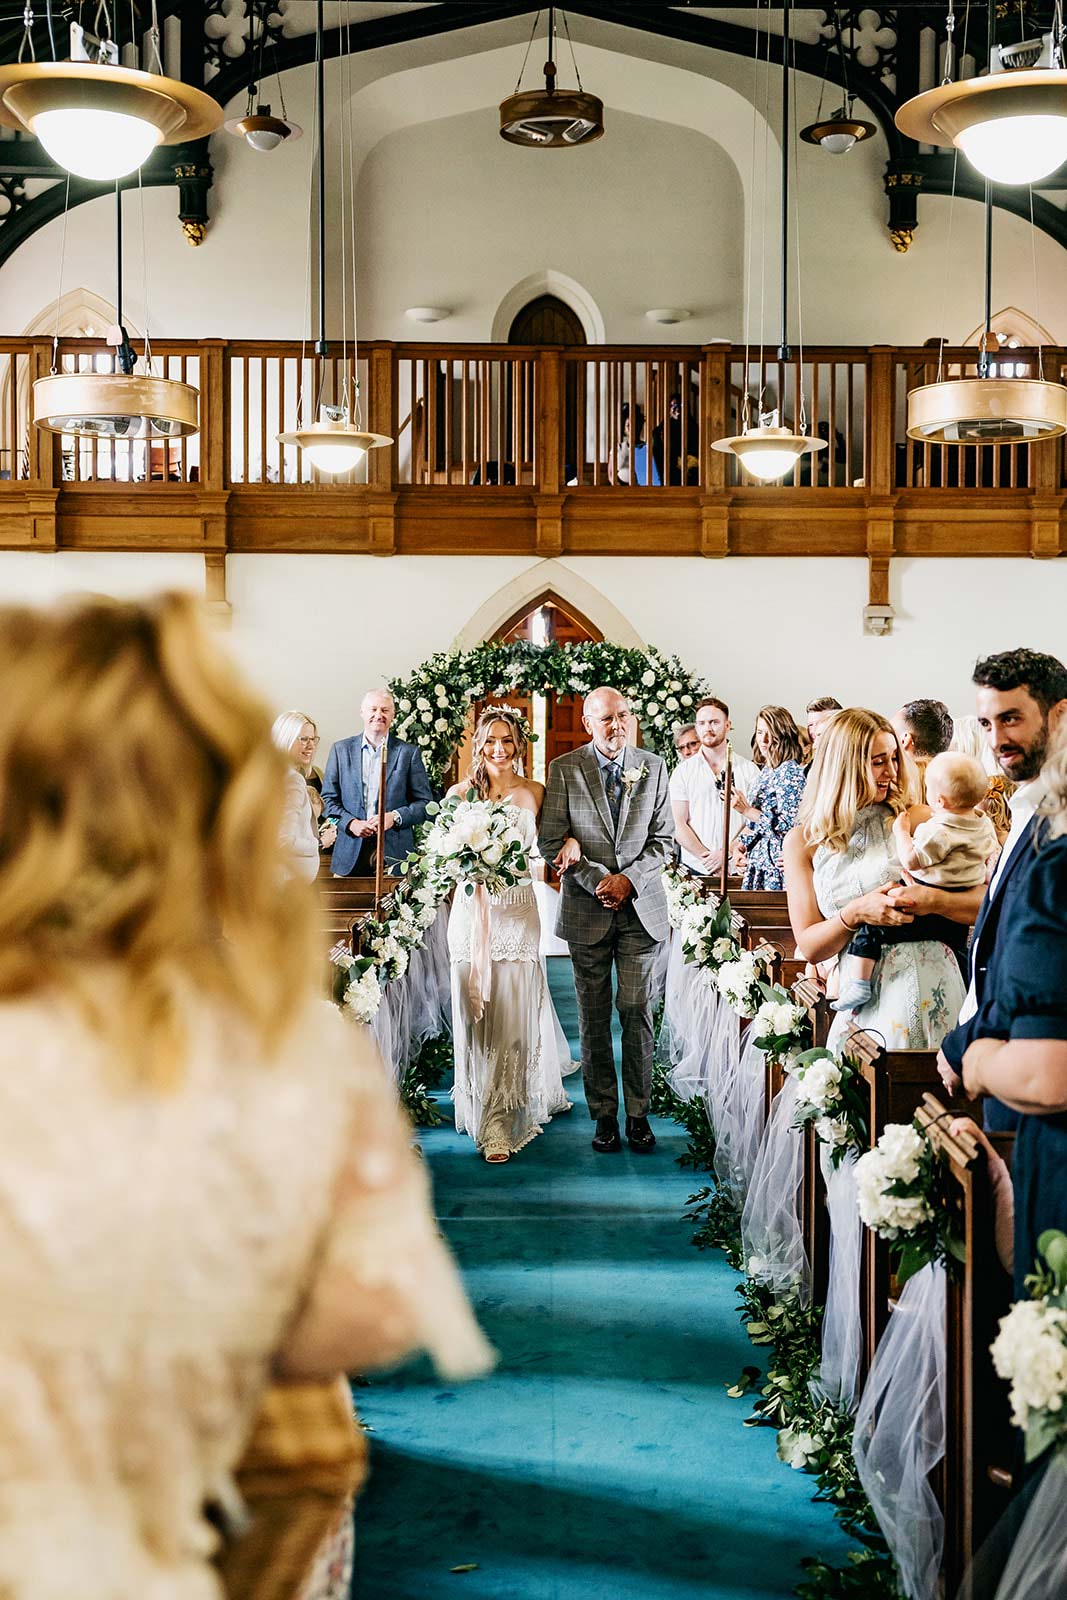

{"left": 783, "top": 708, "right": 983, "bottom": 1051}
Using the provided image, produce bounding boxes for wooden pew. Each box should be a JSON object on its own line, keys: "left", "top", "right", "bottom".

{"left": 915, "top": 1095, "right": 1015, "bottom": 1593}
{"left": 846, "top": 1029, "right": 971, "bottom": 1378}
{"left": 315, "top": 872, "right": 402, "bottom": 949}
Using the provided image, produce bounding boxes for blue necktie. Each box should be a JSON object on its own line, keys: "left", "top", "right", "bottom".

{"left": 604, "top": 761, "right": 622, "bottom": 825}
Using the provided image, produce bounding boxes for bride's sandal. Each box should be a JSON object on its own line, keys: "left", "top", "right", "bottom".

{"left": 484, "top": 1140, "right": 511, "bottom": 1164}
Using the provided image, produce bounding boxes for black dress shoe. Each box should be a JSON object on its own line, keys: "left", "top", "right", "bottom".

{"left": 592, "top": 1115, "right": 622, "bottom": 1153}
{"left": 625, "top": 1115, "right": 657, "bottom": 1153}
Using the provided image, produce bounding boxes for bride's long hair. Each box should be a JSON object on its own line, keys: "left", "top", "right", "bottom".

{"left": 798, "top": 707, "right": 915, "bottom": 853}
{"left": 467, "top": 708, "right": 528, "bottom": 799}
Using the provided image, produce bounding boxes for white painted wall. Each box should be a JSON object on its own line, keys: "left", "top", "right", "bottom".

{"left": 1, "top": 550, "right": 1063, "bottom": 756}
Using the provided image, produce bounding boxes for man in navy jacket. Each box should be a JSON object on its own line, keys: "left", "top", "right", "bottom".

{"left": 321, "top": 688, "right": 433, "bottom": 875}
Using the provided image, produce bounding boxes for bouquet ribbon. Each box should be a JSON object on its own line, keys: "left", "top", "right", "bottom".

{"left": 468, "top": 883, "right": 493, "bottom": 1023}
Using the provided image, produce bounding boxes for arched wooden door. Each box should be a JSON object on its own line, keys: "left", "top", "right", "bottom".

{"left": 508, "top": 296, "right": 586, "bottom": 482}
{"left": 455, "top": 592, "right": 603, "bottom": 784}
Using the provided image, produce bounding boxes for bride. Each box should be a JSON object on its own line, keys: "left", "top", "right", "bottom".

{"left": 446, "top": 706, "right": 577, "bottom": 1162}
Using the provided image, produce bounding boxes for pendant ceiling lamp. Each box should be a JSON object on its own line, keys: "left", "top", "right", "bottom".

{"left": 0, "top": 4, "right": 220, "bottom": 183}
{"left": 500, "top": 7, "right": 603, "bottom": 148}
{"left": 278, "top": 0, "right": 391, "bottom": 476}
{"left": 34, "top": 182, "right": 198, "bottom": 439}
{"left": 905, "top": 0, "right": 1067, "bottom": 443}
{"left": 712, "top": 0, "right": 825, "bottom": 483}
{"left": 225, "top": 1, "right": 301, "bottom": 151}
{"left": 896, "top": 0, "right": 1067, "bottom": 184}
{"left": 800, "top": 10, "right": 876, "bottom": 154}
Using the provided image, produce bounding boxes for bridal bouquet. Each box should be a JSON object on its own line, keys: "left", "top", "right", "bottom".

{"left": 421, "top": 791, "right": 528, "bottom": 898}
{"left": 992, "top": 1231, "right": 1067, "bottom": 1462}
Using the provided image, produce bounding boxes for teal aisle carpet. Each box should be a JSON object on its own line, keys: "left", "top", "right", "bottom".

{"left": 353, "top": 961, "right": 851, "bottom": 1599}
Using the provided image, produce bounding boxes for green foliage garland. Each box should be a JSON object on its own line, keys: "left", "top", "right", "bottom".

{"left": 389, "top": 640, "right": 706, "bottom": 784}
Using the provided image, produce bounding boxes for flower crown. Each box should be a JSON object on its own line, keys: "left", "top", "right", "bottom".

{"left": 479, "top": 702, "right": 537, "bottom": 745}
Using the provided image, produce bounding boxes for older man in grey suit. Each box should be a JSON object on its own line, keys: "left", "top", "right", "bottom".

{"left": 539, "top": 686, "right": 673, "bottom": 1154}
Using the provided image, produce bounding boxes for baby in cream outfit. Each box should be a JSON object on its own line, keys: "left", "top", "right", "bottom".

{"left": 832, "top": 752, "right": 999, "bottom": 1013}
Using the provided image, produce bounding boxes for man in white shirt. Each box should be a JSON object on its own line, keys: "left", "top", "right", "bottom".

{"left": 933, "top": 648, "right": 1067, "bottom": 1120}
{"left": 669, "top": 697, "right": 760, "bottom": 876}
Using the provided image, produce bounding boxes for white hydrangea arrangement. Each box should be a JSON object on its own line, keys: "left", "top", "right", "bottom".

{"left": 662, "top": 861, "right": 706, "bottom": 928}
{"left": 330, "top": 945, "right": 385, "bottom": 1023}
{"left": 854, "top": 1121, "right": 962, "bottom": 1283}
{"left": 421, "top": 791, "right": 528, "bottom": 899}
{"left": 992, "top": 1230, "right": 1067, "bottom": 1463}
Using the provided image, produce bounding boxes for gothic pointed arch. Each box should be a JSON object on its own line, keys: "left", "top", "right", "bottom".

{"left": 452, "top": 561, "right": 644, "bottom": 652}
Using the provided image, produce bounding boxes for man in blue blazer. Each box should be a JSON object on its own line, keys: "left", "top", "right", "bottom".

{"left": 321, "top": 688, "right": 433, "bottom": 876}
{"left": 937, "top": 648, "right": 1067, "bottom": 1127}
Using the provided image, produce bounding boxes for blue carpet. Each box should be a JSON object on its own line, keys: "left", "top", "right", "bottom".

{"left": 353, "top": 960, "right": 851, "bottom": 1599}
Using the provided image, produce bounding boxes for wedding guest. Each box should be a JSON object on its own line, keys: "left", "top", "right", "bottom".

{"left": 832, "top": 751, "right": 997, "bottom": 1013}
{"left": 805, "top": 696, "right": 842, "bottom": 761}
{"left": 960, "top": 716, "right": 1067, "bottom": 1297}
{"left": 784, "top": 707, "right": 973, "bottom": 1049}
{"left": 938, "top": 648, "right": 1067, "bottom": 1126}
{"left": 670, "top": 697, "right": 760, "bottom": 878}
{"left": 652, "top": 393, "right": 698, "bottom": 485}
{"left": 952, "top": 712, "right": 1013, "bottom": 844}
{"left": 272, "top": 710, "right": 336, "bottom": 884}
{"left": 731, "top": 705, "right": 807, "bottom": 890}
{"left": 673, "top": 723, "right": 699, "bottom": 760}
{"left": 0, "top": 594, "right": 492, "bottom": 1598}
{"left": 321, "top": 688, "right": 432, "bottom": 876}
{"left": 609, "top": 404, "right": 659, "bottom": 485}
{"left": 890, "top": 697, "right": 953, "bottom": 783}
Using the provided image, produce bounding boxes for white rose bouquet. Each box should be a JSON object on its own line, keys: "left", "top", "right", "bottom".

{"left": 715, "top": 949, "right": 770, "bottom": 1018}
{"left": 992, "top": 1230, "right": 1067, "bottom": 1463}
{"left": 421, "top": 790, "right": 528, "bottom": 898}
{"left": 752, "top": 988, "right": 810, "bottom": 1068}
{"left": 329, "top": 943, "right": 384, "bottom": 1024}
{"left": 855, "top": 1121, "right": 964, "bottom": 1283}
{"left": 789, "top": 1045, "right": 868, "bottom": 1165}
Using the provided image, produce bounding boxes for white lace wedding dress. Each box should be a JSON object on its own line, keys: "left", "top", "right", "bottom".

{"left": 448, "top": 805, "right": 577, "bottom": 1155}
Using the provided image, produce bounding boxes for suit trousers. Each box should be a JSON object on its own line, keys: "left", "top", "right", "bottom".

{"left": 568, "top": 903, "right": 660, "bottom": 1120}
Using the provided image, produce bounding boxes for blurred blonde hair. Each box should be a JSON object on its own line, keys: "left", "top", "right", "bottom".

{"left": 468, "top": 708, "right": 528, "bottom": 799}
{"left": 798, "top": 707, "right": 916, "bottom": 853}
{"left": 0, "top": 593, "right": 319, "bottom": 1084}
{"left": 950, "top": 713, "right": 1000, "bottom": 778}
{"left": 1041, "top": 717, "right": 1067, "bottom": 840}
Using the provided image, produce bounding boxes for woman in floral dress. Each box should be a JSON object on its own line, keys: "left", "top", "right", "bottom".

{"left": 733, "top": 705, "right": 808, "bottom": 891}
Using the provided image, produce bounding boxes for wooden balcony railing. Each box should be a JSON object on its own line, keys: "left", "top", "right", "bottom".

{"left": 1, "top": 337, "right": 1065, "bottom": 561}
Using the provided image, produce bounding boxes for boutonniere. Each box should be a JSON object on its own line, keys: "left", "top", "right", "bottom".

{"left": 621, "top": 762, "right": 649, "bottom": 790}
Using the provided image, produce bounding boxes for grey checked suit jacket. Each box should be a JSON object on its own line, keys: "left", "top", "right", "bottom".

{"left": 538, "top": 743, "right": 673, "bottom": 944}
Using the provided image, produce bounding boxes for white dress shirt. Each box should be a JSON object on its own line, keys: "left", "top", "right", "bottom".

{"left": 361, "top": 734, "right": 385, "bottom": 814}
{"left": 956, "top": 777, "right": 1043, "bottom": 1025}
{"left": 669, "top": 749, "right": 761, "bottom": 873}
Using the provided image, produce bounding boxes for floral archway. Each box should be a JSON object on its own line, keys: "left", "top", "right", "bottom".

{"left": 389, "top": 640, "right": 707, "bottom": 785}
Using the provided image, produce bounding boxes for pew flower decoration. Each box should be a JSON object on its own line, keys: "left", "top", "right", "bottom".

{"left": 421, "top": 791, "right": 528, "bottom": 898}
{"left": 992, "top": 1230, "right": 1067, "bottom": 1463}
{"left": 330, "top": 944, "right": 384, "bottom": 1024}
{"left": 715, "top": 949, "right": 771, "bottom": 1018}
{"left": 679, "top": 899, "right": 738, "bottom": 970}
{"left": 752, "top": 988, "right": 810, "bottom": 1069}
{"left": 854, "top": 1121, "right": 965, "bottom": 1284}
{"left": 359, "top": 918, "right": 411, "bottom": 983}
{"left": 790, "top": 1047, "right": 869, "bottom": 1165}
{"left": 663, "top": 861, "right": 713, "bottom": 928}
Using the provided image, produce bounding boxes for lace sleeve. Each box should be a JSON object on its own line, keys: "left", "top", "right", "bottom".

{"left": 276, "top": 1026, "right": 495, "bottom": 1384}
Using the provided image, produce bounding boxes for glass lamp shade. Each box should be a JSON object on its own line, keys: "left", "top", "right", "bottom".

{"left": 224, "top": 106, "right": 301, "bottom": 152}
{"left": 955, "top": 114, "right": 1067, "bottom": 184}
{"left": 278, "top": 409, "right": 393, "bottom": 475}
{"left": 33, "top": 106, "right": 160, "bottom": 179}
{"left": 820, "top": 130, "right": 857, "bottom": 155}
{"left": 711, "top": 425, "right": 825, "bottom": 483}
{"left": 0, "top": 61, "right": 222, "bottom": 180}
{"left": 896, "top": 71, "right": 1067, "bottom": 185}
{"left": 800, "top": 116, "right": 875, "bottom": 156}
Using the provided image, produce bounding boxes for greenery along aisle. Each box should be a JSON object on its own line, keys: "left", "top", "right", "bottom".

{"left": 389, "top": 639, "right": 707, "bottom": 784}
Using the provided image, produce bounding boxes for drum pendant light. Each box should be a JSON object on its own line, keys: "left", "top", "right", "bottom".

{"left": 499, "top": 8, "right": 603, "bottom": 148}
